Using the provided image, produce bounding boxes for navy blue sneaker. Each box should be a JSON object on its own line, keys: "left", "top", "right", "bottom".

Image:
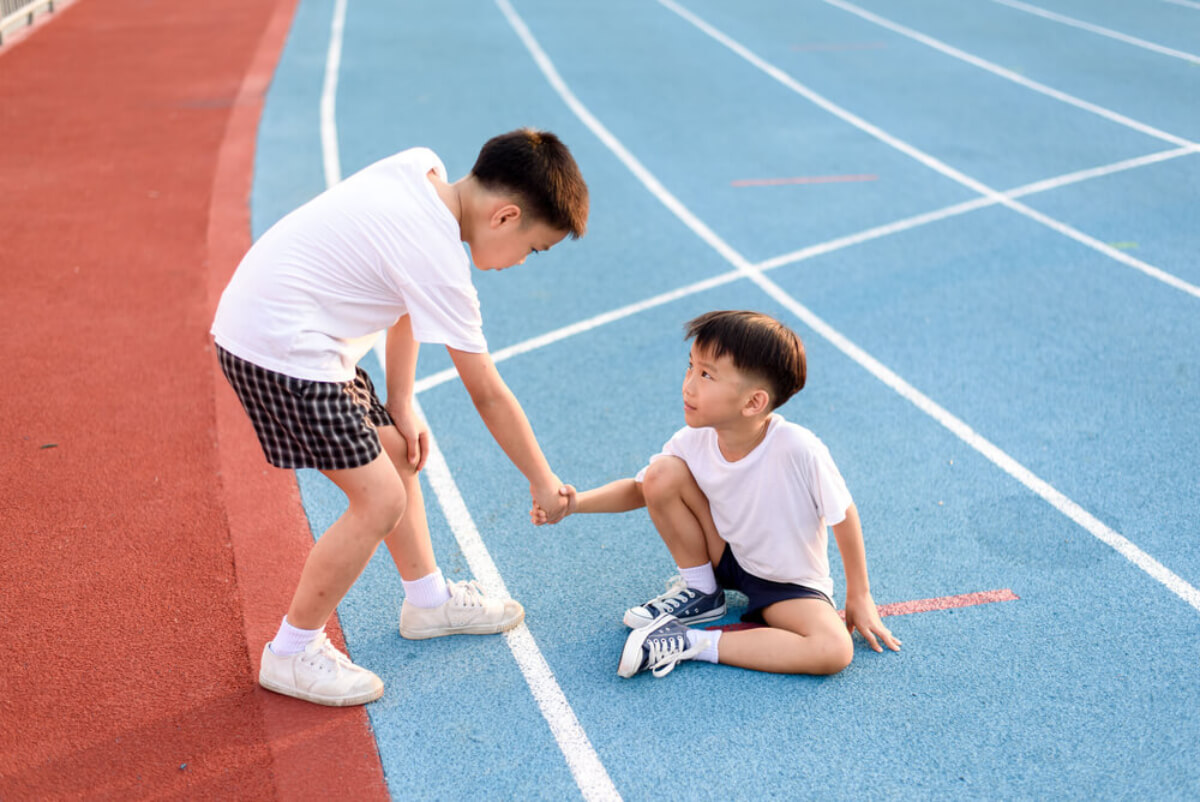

{"left": 623, "top": 577, "right": 726, "bottom": 628}
{"left": 618, "top": 614, "right": 710, "bottom": 678}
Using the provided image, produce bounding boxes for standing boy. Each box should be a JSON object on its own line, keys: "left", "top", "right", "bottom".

{"left": 533, "top": 310, "right": 900, "bottom": 678}
{"left": 213, "top": 129, "right": 588, "bottom": 705}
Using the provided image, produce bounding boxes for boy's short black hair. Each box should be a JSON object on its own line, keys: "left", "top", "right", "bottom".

{"left": 685, "top": 310, "right": 806, "bottom": 411}
{"left": 470, "top": 128, "right": 589, "bottom": 238}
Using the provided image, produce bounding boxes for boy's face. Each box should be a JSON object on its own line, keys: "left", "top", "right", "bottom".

{"left": 682, "top": 343, "right": 764, "bottom": 429}
{"left": 469, "top": 214, "right": 568, "bottom": 271}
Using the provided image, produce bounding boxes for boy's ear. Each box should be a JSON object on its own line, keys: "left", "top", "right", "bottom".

{"left": 489, "top": 202, "right": 522, "bottom": 229}
{"left": 742, "top": 387, "right": 771, "bottom": 417}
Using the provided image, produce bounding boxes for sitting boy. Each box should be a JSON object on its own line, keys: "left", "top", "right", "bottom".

{"left": 213, "top": 129, "right": 587, "bottom": 705}
{"left": 533, "top": 310, "right": 900, "bottom": 678}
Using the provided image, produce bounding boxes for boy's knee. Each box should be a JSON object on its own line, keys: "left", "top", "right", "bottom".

{"left": 641, "top": 457, "right": 693, "bottom": 505}
{"left": 815, "top": 631, "right": 854, "bottom": 675}
{"left": 353, "top": 488, "right": 406, "bottom": 538}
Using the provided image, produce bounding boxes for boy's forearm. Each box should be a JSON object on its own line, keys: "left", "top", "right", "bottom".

{"left": 385, "top": 316, "right": 420, "bottom": 405}
{"left": 450, "top": 349, "right": 557, "bottom": 489}
{"left": 576, "top": 479, "right": 645, "bottom": 514}
{"left": 473, "top": 388, "right": 557, "bottom": 488}
{"left": 832, "top": 504, "right": 872, "bottom": 597}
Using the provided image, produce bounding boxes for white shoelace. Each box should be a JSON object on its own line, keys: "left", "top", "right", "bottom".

{"left": 449, "top": 579, "right": 486, "bottom": 608}
{"left": 644, "top": 576, "right": 695, "bottom": 615}
{"left": 304, "top": 634, "right": 355, "bottom": 674}
{"left": 645, "top": 632, "right": 710, "bottom": 678}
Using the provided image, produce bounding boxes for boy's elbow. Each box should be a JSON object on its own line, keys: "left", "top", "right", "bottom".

{"left": 465, "top": 380, "right": 510, "bottom": 417}
{"left": 627, "top": 479, "right": 646, "bottom": 509}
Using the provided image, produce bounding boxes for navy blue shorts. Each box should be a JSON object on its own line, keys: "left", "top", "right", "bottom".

{"left": 714, "top": 546, "right": 834, "bottom": 624}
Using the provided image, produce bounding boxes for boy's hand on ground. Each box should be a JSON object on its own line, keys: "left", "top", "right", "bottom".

{"left": 388, "top": 403, "right": 429, "bottom": 472}
{"left": 844, "top": 593, "right": 902, "bottom": 653}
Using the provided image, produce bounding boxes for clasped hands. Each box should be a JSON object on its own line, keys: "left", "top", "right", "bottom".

{"left": 530, "top": 483, "right": 577, "bottom": 526}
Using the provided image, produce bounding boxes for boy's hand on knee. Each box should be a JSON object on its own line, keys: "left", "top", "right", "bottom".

{"left": 844, "top": 592, "right": 902, "bottom": 653}
{"left": 388, "top": 402, "right": 430, "bottom": 472}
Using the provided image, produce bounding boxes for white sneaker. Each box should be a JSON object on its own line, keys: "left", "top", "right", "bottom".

{"left": 258, "top": 634, "right": 384, "bottom": 706}
{"left": 399, "top": 579, "right": 524, "bottom": 640}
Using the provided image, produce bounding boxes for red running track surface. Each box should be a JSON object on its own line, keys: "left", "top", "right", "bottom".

{"left": 0, "top": 1, "right": 388, "bottom": 798}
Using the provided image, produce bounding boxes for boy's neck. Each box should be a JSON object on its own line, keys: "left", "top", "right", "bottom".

{"left": 427, "top": 169, "right": 466, "bottom": 232}
{"left": 714, "top": 414, "right": 772, "bottom": 462}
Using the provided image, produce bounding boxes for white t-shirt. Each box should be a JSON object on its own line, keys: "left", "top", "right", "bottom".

{"left": 212, "top": 147, "right": 486, "bottom": 382}
{"left": 636, "top": 414, "right": 852, "bottom": 598}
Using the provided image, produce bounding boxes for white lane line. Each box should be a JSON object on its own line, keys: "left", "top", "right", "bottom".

{"left": 413, "top": 144, "right": 1195, "bottom": 395}
{"left": 819, "top": 0, "right": 1197, "bottom": 148}
{"left": 331, "top": 8, "right": 618, "bottom": 800}
{"left": 414, "top": 269, "right": 744, "bottom": 393}
{"left": 996, "top": 145, "right": 1197, "bottom": 201}
{"left": 760, "top": 143, "right": 1196, "bottom": 271}
{"left": 660, "top": 0, "right": 1200, "bottom": 299}
{"left": 497, "top": 0, "right": 1200, "bottom": 614}
{"left": 415, "top": 397, "right": 623, "bottom": 802}
{"left": 990, "top": 0, "right": 1200, "bottom": 65}
{"left": 320, "top": 0, "right": 347, "bottom": 188}
{"left": 1164, "top": 0, "right": 1200, "bottom": 10}
{"left": 368, "top": 352, "right": 622, "bottom": 802}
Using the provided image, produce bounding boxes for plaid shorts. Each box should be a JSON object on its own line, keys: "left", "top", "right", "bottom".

{"left": 217, "top": 346, "right": 394, "bottom": 471}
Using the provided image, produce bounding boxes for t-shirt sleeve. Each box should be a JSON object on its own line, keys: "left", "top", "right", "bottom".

{"left": 804, "top": 438, "right": 853, "bottom": 527}
{"left": 635, "top": 427, "right": 689, "bottom": 483}
{"left": 404, "top": 281, "right": 488, "bottom": 353}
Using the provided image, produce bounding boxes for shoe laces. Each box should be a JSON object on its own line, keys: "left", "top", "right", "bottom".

{"left": 645, "top": 630, "right": 709, "bottom": 678}
{"left": 303, "top": 634, "right": 354, "bottom": 674}
{"left": 449, "top": 579, "right": 486, "bottom": 608}
{"left": 644, "top": 576, "right": 697, "bottom": 615}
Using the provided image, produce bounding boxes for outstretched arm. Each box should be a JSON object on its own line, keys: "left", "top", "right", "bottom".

{"left": 530, "top": 478, "right": 645, "bottom": 525}
{"left": 578, "top": 479, "right": 645, "bottom": 513}
{"left": 832, "top": 504, "right": 901, "bottom": 653}
{"left": 449, "top": 346, "right": 569, "bottom": 523}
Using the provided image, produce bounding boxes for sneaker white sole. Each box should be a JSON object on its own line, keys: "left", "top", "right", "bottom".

{"left": 618, "top": 620, "right": 660, "bottom": 678}
{"left": 399, "top": 606, "right": 525, "bottom": 640}
{"left": 622, "top": 602, "right": 726, "bottom": 629}
{"left": 258, "top": 674, "right": 384, "bottom": 707}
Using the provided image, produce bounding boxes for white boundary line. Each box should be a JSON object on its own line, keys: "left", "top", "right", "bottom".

{"left": 661, "top": 0, "right": 1200, "bottom": 300}
{"left": 990, "top": 0, "right": 1200, "bottom": 65}
{"left": 320, "top": 0, "right": 347, "bottom": 188}
{"left": 413, "top": 395, "right": 622, "bottom": 802}
{"left": 324, "top": 5, "right": 620, "bottom": 800}
{"left": 819, "top": 0, "right": 1198, "bottom": 149}
{"left": 759, "top": 144, "right": 1196, "bottom": 272}
{"left": 414, "top": 144, "right": 1196, "bottom": 395}
{"left": 496, "top": 0, "right": 1200, "bottom": 615}
{"left": 415, "top": 269, "right": 744, "bottom": 393}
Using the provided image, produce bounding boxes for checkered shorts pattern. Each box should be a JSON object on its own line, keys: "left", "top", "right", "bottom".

{"left": 217, "top": 346, "right": 394, "bottom": 471}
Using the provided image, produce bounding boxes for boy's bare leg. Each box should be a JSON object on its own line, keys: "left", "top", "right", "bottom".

{"left": 376, "top": 425, "right": 524, "bottom": 637}
{"left": 641, "top": 456, "right": 726, "bottom": 567}
{"left": 377, "top": 425, "right": 438, "bottom": 581}
{"left": 285, "top": 451, "right": 407, "bottom": 629}
{"left": 714, "top": 598, "right": 854, "bottom": 675}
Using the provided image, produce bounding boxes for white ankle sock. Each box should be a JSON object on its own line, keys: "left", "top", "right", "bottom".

{"left": 402, "top": 568, "right": 451, "bottom": 608}
{"left": 686, "top": 628, "right": 721, "bottom": 664}
{"left": 269, "top": 616, "right": 323, "bottom": 656}
{"left": 679, "top": 562, "right": 718, "bottom": 595}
